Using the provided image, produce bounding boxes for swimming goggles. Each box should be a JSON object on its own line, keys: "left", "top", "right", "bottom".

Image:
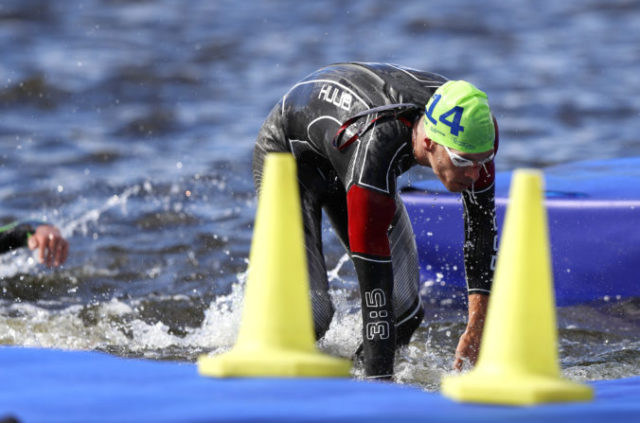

{"left": 443, "top": 145, "right": 494, "bottom": 168}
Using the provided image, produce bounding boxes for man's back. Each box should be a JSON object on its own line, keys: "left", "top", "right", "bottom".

{"left": 279, "top": 62, "right": 446, "bottom": 194}
{"left": 282, "top": 62, "right": 446, "bottom": 156}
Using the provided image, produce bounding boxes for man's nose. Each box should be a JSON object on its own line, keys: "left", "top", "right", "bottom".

{"left": 464, "top": 165, "right": 481, "bottom": 181}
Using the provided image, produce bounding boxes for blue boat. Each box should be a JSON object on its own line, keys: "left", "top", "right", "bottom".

{"left": 400, "top": 156, "right": 640, "bottom": 306}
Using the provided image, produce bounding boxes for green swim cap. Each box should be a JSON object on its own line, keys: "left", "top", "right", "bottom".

{"left": 423, "top": 80, "right": 494, "bottom": 154}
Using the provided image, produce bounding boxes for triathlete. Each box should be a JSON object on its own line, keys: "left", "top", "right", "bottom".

{"left": 252, "top": 62, "right": 498, "bottom": 380}
{"left": 0, "top": 221, "right": 69, "bottom": 267}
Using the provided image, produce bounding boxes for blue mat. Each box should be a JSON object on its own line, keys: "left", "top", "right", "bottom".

{"left": 1, "top": 347, "right": 639, "bottom": 422}
{"left": 401, "top": 156, "right": 640, "bottom": 306}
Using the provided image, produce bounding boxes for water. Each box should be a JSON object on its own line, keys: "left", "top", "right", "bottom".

{"left": 1, "top": 0, "right": 640, "bottom": 391}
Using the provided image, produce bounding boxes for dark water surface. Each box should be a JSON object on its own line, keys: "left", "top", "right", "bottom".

{"left": 1, "top": 0, "right": 640, "bottom": 390}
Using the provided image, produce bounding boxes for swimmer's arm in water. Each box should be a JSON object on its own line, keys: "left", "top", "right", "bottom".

{"left": 454, "top": 173, "right": 497, "bottom": 370}
{"left": 453, "top": 293, "right": 488, "bottom": 371}
{"left": 0, "top": 221, "right": 69, "bottom": 267}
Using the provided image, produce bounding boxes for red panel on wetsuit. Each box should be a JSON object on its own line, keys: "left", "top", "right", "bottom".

{"left": 347, "top": 185, "right": 396, "bottom": 257}
{"left": 474, "top": 116, "right": 500, "bottom": 190}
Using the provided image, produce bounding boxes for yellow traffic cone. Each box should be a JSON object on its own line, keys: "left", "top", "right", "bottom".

{"left": 198, "top": 153, "right": 351, "bottom": 378}
{"left": 441, "top": 169, "right": 593, "bottom": 405}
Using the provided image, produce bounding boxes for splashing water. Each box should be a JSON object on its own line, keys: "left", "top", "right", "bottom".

{"left": 1, "top": 0, "right": 640, "bottom": 392}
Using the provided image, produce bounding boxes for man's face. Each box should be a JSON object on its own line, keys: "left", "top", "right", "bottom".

{"left": 411, "top": 122, "right": 493, "bottom": 192}
{"left": 431, "top": 143, "right": 493, "bottom": 192}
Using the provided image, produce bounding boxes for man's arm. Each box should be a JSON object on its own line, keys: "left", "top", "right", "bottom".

{"left": 0, "top": 221, "right": 69, "bottom": 267}
{"left": 454, "top": 181, "right": 498, "bottom": 370}
{"left": 0, "top": 221, "right": 34, "bottom": 254}
{"left": 347, "top": 184, "right": 397, "bottom": 379}
{"left": 454, "top": 293, "right": 489, "bottom": 370}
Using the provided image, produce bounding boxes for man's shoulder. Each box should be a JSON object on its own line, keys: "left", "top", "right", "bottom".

{"left": 295, "top": 62, "right": 445, "bottom": 107}
{"left": 307, "top": 62, "right": 445, "bottom": 82}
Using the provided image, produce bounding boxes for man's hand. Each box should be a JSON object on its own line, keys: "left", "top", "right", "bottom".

{"left": 27, "top": 225, "right": 69, "bottom": 268}
{"left": 453, "top": 293, "right": 489, "bottom": 371}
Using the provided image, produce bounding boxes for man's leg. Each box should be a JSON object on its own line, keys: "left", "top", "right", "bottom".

{"left": 326, "top": 192, "right": 424, "bottom": 350}
{"left": 299, "top": 182, "right": 335, "bottom": 339}
{"left": 253, "top": 114, "right": 334, "bottom": 339}
{"left": 389, "top": 196, "right": 425, "bottom": 346}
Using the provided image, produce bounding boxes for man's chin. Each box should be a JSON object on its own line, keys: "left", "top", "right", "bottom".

{"left": 444, "top": 182, "right": 466, "bottom": 193}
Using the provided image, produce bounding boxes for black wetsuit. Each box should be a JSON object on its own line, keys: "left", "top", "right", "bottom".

{"left": 0, "top": 221, "right": 37, "bottom": 254}
{"left": 253, "top": 62, "right": 498, "bottom": 379}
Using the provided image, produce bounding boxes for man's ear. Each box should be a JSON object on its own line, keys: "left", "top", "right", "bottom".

{"left": 424, "top": 137, "right": 435, "bottom": 151}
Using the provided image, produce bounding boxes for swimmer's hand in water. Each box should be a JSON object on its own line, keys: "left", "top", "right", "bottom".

{"left": 28, "top": 225, "right": 69, "bottom": 268}
{"left": 453, "top": 293, "right": 488, "bottom": 371}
